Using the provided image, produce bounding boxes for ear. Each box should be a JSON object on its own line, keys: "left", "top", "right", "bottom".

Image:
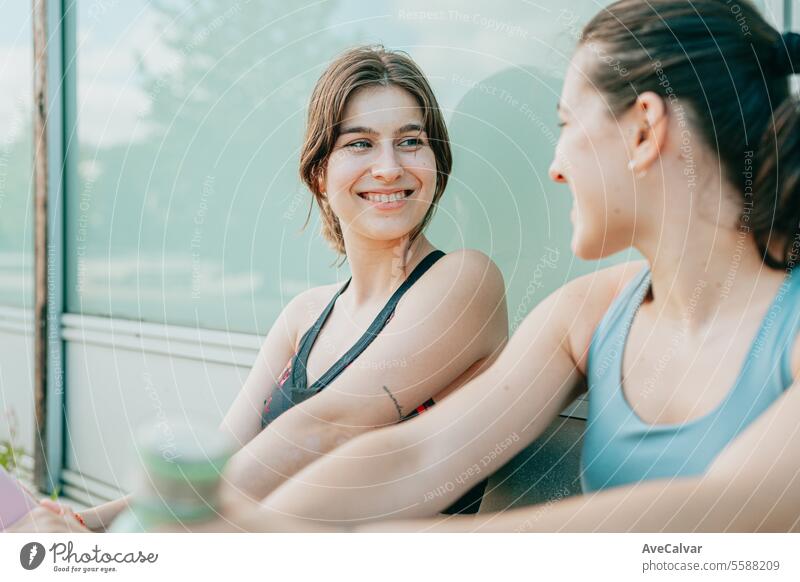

{"left": 628, "top": 91, "right": 668, "bottom": 174}
{"left": 317, "top": 170, "right": 326, "bottom": 195}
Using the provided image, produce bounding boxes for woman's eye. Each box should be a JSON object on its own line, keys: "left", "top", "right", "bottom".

{"left": 557, "top": 121, "right": 567, "bottom": 128}
{"left": 345, "top": 140, "right": 371, "bottom": 150}
{"left": 399, "top": 137, "right": 425, "bottom": 148}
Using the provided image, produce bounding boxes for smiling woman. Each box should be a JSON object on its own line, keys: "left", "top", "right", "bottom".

{"left": 299, "top": 46, "right": 452, "bottom": 256}
{"left": 214, "top": 45, "right": 508, "bottom": 515}
{"left": 29, "top": 43, "right": 507, "bottom": 534}
{"left": 317, "top": 86, "right": 437, "bottom": 242}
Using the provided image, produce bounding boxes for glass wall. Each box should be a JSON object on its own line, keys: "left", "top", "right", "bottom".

{"left": 0, "top": 4, "right": 34, "bottom": 462}
{"left": 0, "top": 4, "right": 34, "bottom": 307}
{"left": 55, "top": 0, "right": 791, "bottom": 504}
{"left": 69, "top": 0, "right": 628, "bottom": 335}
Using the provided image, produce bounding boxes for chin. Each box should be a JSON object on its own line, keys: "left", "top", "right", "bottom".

{"left": 359, "top": 225, "right": 417, "bottom": 243}
{"left": 368, "top": 215, "right": 425, "bottom": 235}
{"left": 575, "top": 248, "right": 609, "bottom": 261}
{"left": 572, "top": 231, "right": 612, "bottom": 261}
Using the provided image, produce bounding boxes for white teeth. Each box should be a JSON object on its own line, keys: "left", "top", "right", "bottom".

{"left": 362, "top": 191, "right": 410, "bottom": 203}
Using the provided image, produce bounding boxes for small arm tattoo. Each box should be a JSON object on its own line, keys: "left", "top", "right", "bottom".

{"left": 381, "top": 385, "right": 403, "bottom": 421}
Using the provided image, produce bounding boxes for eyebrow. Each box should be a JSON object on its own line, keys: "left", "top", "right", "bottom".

{"left": 338, "top": 123, "right": 425, "bottom": 137}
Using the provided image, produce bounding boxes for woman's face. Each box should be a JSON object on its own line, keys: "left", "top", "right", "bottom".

{"left": 322, "top": 85, "right": 438, "bottom": 246}
{"left": 549, "top": 47, "right": 642, "bottom": 260}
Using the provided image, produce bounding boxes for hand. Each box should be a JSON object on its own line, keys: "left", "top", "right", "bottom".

{"left": 78, "top": 496, "right": 132, "bottom": 532}
{"left": 5, "top": 506, "right": 90, "bottom": 533}
{"left": 151, "top": 506, "right": 341, "bottom": 533}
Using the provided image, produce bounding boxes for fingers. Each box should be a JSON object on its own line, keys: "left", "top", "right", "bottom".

{"left": 39, "top": 498, "right": 67, "bottom": 514}
{"left": 35, "top": 501, "right": 90, "bottom": 532}
{"left": 7, "top": 507, "right": 89, "bottom": 533}
{"left": 55, "top": 511, "right": 90, "bottom": 533}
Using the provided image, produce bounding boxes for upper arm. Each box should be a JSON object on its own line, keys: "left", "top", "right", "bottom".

{"left": 291, "top": 250, "right": 508, "bottom": 430}
{"left": 398, "top": 275, "right": 591, "bottom": 486}
{"left": 704, "top": 380, "right": 800, "bottom": 531}
{"left": 383, "top": 262, "right": 648, "bottom": 488}
{"left": 219, "top": 292, "right": 305, "bottom": 447}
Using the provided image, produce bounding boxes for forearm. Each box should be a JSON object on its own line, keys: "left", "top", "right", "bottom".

{"left": 263, "top": 426, "right": 456, "bottom": 523}
{"left": 81, "top": 495, "right": 132, "bottom": 532}
{"left": 357, "top": 480, "right": 710, "bottom": 532}
{"left": 359, "top": 473, "right": 783, "bottom": 533}
{"left": 221, "top": 417, "right": 361, "bottom": 509}
{"left": 264, "top": 383, "right": 575, "bottom": 524}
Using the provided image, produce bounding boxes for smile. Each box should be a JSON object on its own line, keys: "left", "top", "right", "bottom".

{"left": 357, "top": 189, "right": 414, "bottom": 203}
{"left": 357, "top": 189, "right": 415, "bottom": 209}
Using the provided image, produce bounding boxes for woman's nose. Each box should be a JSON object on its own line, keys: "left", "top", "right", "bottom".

{"left": 371, "top": 144, "right": 403, "bottom": 182}
{"left": 548, "top": 159, "right": 567, "bottom": 183}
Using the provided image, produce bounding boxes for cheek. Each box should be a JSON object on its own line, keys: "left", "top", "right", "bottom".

{"left": 401, "top": 151, "right": 438, "bottom": 190}
{"left": 324, "top": 154, "right": 364, "bottom": 190}
{"left": 322, "top": 159, "right": 363, "bottom": 220}
{"left": 567, "top": 131, "right": 630, "bottom": 197}
{"left": 577, "top": 130, "right": 610, "bottom": 169}
{"left": 558, "top": 130, "right": 600, "bottom": 193}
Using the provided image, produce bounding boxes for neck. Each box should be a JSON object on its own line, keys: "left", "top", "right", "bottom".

{"left": 636, "top": 196, "right": 781, "bottom": 329}
{"left": 340, "top": 233, "right": 436, "bottom": 306}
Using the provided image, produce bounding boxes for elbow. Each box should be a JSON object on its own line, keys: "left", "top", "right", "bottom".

{"left": 221, "top": 445, "right": 269, "bottom": 510}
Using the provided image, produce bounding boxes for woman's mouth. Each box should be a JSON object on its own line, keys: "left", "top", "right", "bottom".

{"left": 357, "top": 189, "right": 414, "bottom": 210}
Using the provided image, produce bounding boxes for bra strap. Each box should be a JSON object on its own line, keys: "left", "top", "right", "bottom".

{"left": 290, "top": 278, "right": 352, "bottom": 388}
{"left": 295, "top": 249, "right": 446, "bottom": 391}
{"left": 310, "top": 250, "right": 446, "bottom": 391}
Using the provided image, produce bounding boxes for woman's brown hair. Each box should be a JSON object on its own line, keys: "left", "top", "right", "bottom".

{"left": 299, "top": 45, "right": 452, "bottom": 256}
{"left": 581, "top": 0, "right": 800, "bottom": 269}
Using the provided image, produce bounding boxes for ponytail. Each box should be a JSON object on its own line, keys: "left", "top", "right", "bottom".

{"left": 753, "top": 96, "right": 800, "bottom": 269}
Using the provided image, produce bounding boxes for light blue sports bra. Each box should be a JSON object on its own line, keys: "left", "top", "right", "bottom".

{"left": 581, "top": 265, "right": 800, "bottom": 492}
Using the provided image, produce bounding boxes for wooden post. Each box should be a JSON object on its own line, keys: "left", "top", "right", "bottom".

{"left": 32, "top": 0, "right": 51, "bottom": 493}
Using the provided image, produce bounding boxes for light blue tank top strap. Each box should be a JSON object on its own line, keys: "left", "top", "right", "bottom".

{"left": 581, "top": 264, "right": 800, "bottom": 493}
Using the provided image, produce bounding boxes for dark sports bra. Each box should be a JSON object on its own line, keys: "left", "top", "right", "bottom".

{"left": 259, "top": 249, "right": 485, "bottom": 514}
{"left": 260, "top": 250, "right": 445, "bottom": 429}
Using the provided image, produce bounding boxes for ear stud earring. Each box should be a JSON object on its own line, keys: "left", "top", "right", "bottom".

{"left": 627, "top": 160, "right": 648, "bottom": 179}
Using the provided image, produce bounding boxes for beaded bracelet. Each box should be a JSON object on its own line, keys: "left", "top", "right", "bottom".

{"left": 73, "top": 512, "right": 87, "bottom": 528}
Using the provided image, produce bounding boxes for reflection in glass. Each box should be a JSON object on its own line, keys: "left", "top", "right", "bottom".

{"left": 70, "top": 0, "right": 627, "bottom": 334}
{"left": 0, "top": 6, "right": 34, "bottom": 307}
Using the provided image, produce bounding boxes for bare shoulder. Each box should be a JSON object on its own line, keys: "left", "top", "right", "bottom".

{"left": 559, "top": 259, "right": 648, "bottom": 305}
{"left": 425, "top": 248, "right": 505, "bottom": 298}
{"left": 289, "top": 282, "right": 342, "bottom": 307}
{"left": 279, "top": 282, "right": 344, "bottom": 347}
{"left": 395, "top": 248, "right": 507, "bottom": 344}
{"left": 555, "top": 260, "right": 649, "bottom": 374}
{"left": 410, "top": 249, "right": 506, "bottom": 318}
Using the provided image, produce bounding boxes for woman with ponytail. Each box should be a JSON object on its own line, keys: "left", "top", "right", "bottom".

{"left": 252, "top": 0, "right": 800, "bottom": 532}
